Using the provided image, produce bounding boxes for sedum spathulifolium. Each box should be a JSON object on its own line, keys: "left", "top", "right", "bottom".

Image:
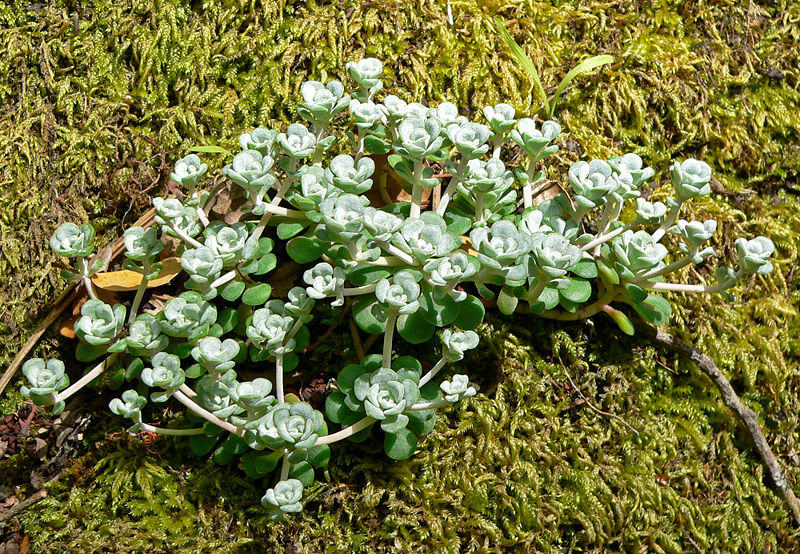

{"left": 23, "top": 58, "right": 775, "bottom": 519}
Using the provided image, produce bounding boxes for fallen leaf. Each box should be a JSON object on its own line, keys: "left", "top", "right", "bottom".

{"left": 59, "top": 288, "right": 120, "bottom": 338}
{"left": 91, "top": 257, "right": 182, "bottom": 292}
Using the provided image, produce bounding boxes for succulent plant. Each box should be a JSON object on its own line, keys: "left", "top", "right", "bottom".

{"left": 735, "top": 236, "right": 775, "bottom": 275}
{"left": 109, "top": 389, "right": 147, "bottom": 419}
{"left": 375, "top": 271, "right": 421, "bottom": 315}
{"left": 28, "top": 57, "right": 776, "bottom": 521}
{"left": 252, "top": 401, "right": 326, "bottom": 450}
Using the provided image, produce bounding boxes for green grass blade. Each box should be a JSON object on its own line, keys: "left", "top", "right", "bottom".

{"left": 551, "top": 54, "right": 614, "bottom": 117}
{"left": 493, "top": 19, "right": 549, "bottom": 116}
{"left": 188, "top": 145, "right": 234, "bottom": 156}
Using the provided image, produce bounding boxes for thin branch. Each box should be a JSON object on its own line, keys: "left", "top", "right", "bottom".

{"left": 349, "top": 318, "right": 365, "bottom": 362}
{"left": 641, "top": 325, "right": 800, "bottom": 526}
{"left": 557, "top": 355, "right": 639, "bottom": 436}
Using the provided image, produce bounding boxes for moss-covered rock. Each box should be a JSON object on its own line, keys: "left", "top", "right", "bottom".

{"left": 0, "top": 0, "right": 798, "bottom": 551}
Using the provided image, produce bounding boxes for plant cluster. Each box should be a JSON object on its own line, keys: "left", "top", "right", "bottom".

{"left": 20, "top": 59, "right": 774, "bottom": 518}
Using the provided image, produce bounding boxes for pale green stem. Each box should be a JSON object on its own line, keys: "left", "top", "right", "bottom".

{"left": 312, "top": 122, "right": 330, "bottom": 165}
{"left": 249, "top": 159, "right": 297, "bottom": 243}
{"left": 377, "top": 241, "right": 416, "bottom": 265}
{"left": 56, "top": 353, "right": 118, "bottom": 402}
{"left": 418, "top": 357, "right": 447, "bottom": 387}
{"left": 436, "top": 158, "right": 468, "bottom": 215}
{"left": 527, "top": 279, "right": 549, "bottom": 304}
{"left": 383, "top": 312, "right": 398, "bottom": 370}
{"left": 280, "top": 450, "right": 290, "bottom": 480}
{"left": 637, "top": 254, "right": 695, "bottom": 281}
{"left": 173, "top": 389, "right": 244, "bottom": 436}
{"left": 342, "top": 284, "right": 378, "bottom": 296}
{"left": 315, "top": 416, "right": 376, "bottom": 446}
{"left": 644, "top": 278, "right": 736, "bottom": 294}
{"left": 195, "top": 195, "right": 210, "bottom": 227}
{"left": 475, "top": 193, "right": 485, "bottom": 223}
{"left": 523, "top": 159, "right": 537, "bottom": 209}
{"left": 492, "top": 142, "right": 503, "bottom": 159}
{"left": 134, "top": 415, "right": 205, "bottom": 436}
{"left": 179, "top": 383, "right": 197, "bottom": 398}
{"left": 353, "top": 127, "right": 368, "bottom": 164}
{"left": 407, "top": 399, "right": 451, "bottom": 411}
{"left": 168, "top": 222, "right": 204, "bottom": 249}
{"left": 209, "top": 270, "right": 237, "bottom": 290}
{"left": 127, "top": 260, "right": 151, "bottom": 325}
{"left": 652, "top": 203, "right": 681, "bottom": 242}
{"left": 581, "top": 224, "right": 632, "bottom": 252}
{"left": 275, "top": 353, "right": 285, "bottom": 403}
{"left": 79, "top": 257, "right": 98, "bottom": 300}
{"left": 254, "top": 202, "right": 308, "bottom": 219}
{"left": 410, "top": 160, "right": 424, "bottom": 219}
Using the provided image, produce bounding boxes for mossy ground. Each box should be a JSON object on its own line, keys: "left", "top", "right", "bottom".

{"left": 0, "top": 0, "right": 799, "bottom": 551}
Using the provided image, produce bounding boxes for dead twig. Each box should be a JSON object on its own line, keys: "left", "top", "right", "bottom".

{"left": 642, "top": 325, "right": 800, "bottom": 526}
{"left": 299, "top": 299, "right": 353, "bottom": 354}
{"left": 0, "top": 208, "right": 156, "bottom": 398}
{"left": 362, "top": 333, "right": 380, "bottom": 353}
{"left": 557, "top": 356, "right": 640, "bottom": 436}
{"left": 349, "top": 318, "right": 365, "bottom": 362}
{"left": 0, "top": 489, "right": 48, "bottom": 525}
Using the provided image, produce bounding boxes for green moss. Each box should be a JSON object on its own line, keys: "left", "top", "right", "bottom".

{"left": 1, "top": 0, "right": 799, "bottom": 551}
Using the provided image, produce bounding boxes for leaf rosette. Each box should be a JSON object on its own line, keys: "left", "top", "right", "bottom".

{"left": 670, "top": 159, "right": 712, "bottom": 203}
{"left": 238, "top": 127, "right": 277, "bottom": 156}
{"left": 440, "top": 374, "right": 477, "bottom": 403}
{"left": 262, "top": 479, "right": 304, "bottom": 518}
{"left": 611, "top": 230, "right": 668, "bottom": 280}
{"left": 510, "top": 118, "right": 560, "bottom": 160}
{"left": 251, "top": 401, "right": 326, "bottom": 450}
{"left": 222, "top": 150, "right": 276, "bottom": 194}
{"left": 327, "top": 154, "right": 375, "bottom": 194}
{"left": 350, "top": 367, "right": 419, "bottom": 433}
{"left": 247, "top": 301, "right": 296, "bottom": 355}
{"left": 298, "top": 80, "right": 349, "bottom": 123}
{"left": 20, "top": 358, "right": 69, "bottom": 401}
{"left": 735, "top": 236, "right": 775, "bottom": 275}
{"left": 375, "top": 271, "right": 421, "bottom": 315}
{"left": 277, "top": 123, "right": 316, "bottom": 159}
{"left": 157, "top": 292, "right": 217, "bottom": 341}
{"left": 141, "top": 352, "right": 185, "bottom": 402}
{"left": 304, "top": 262, "right": 346, "bottom": 306}
{"left": 123, "top": 226, "right": 163, "bottom": 262}
{"left": 109, "top": 389, "right": 147, "bottom": 419}
{"left": 50, "top": 222, "right": 95, "bottom": 258}
{"left": 203, "top": 222, "right": 249, "bottom": 268}
{"left": 170, "top": 154, "right": 207, "bottom": 187}
{"left": 75, "top": 300, "right": 126, "bottom": 346}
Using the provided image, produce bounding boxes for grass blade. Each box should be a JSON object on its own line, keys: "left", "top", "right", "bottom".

{"left": 493, "top": 19, "right": 549, "bottom": 116}
{"left": 551, "top": 54, "right": 614, "bottom": 116}
{"left": 188, "top": 145, "right": 233, "bottom": 156}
